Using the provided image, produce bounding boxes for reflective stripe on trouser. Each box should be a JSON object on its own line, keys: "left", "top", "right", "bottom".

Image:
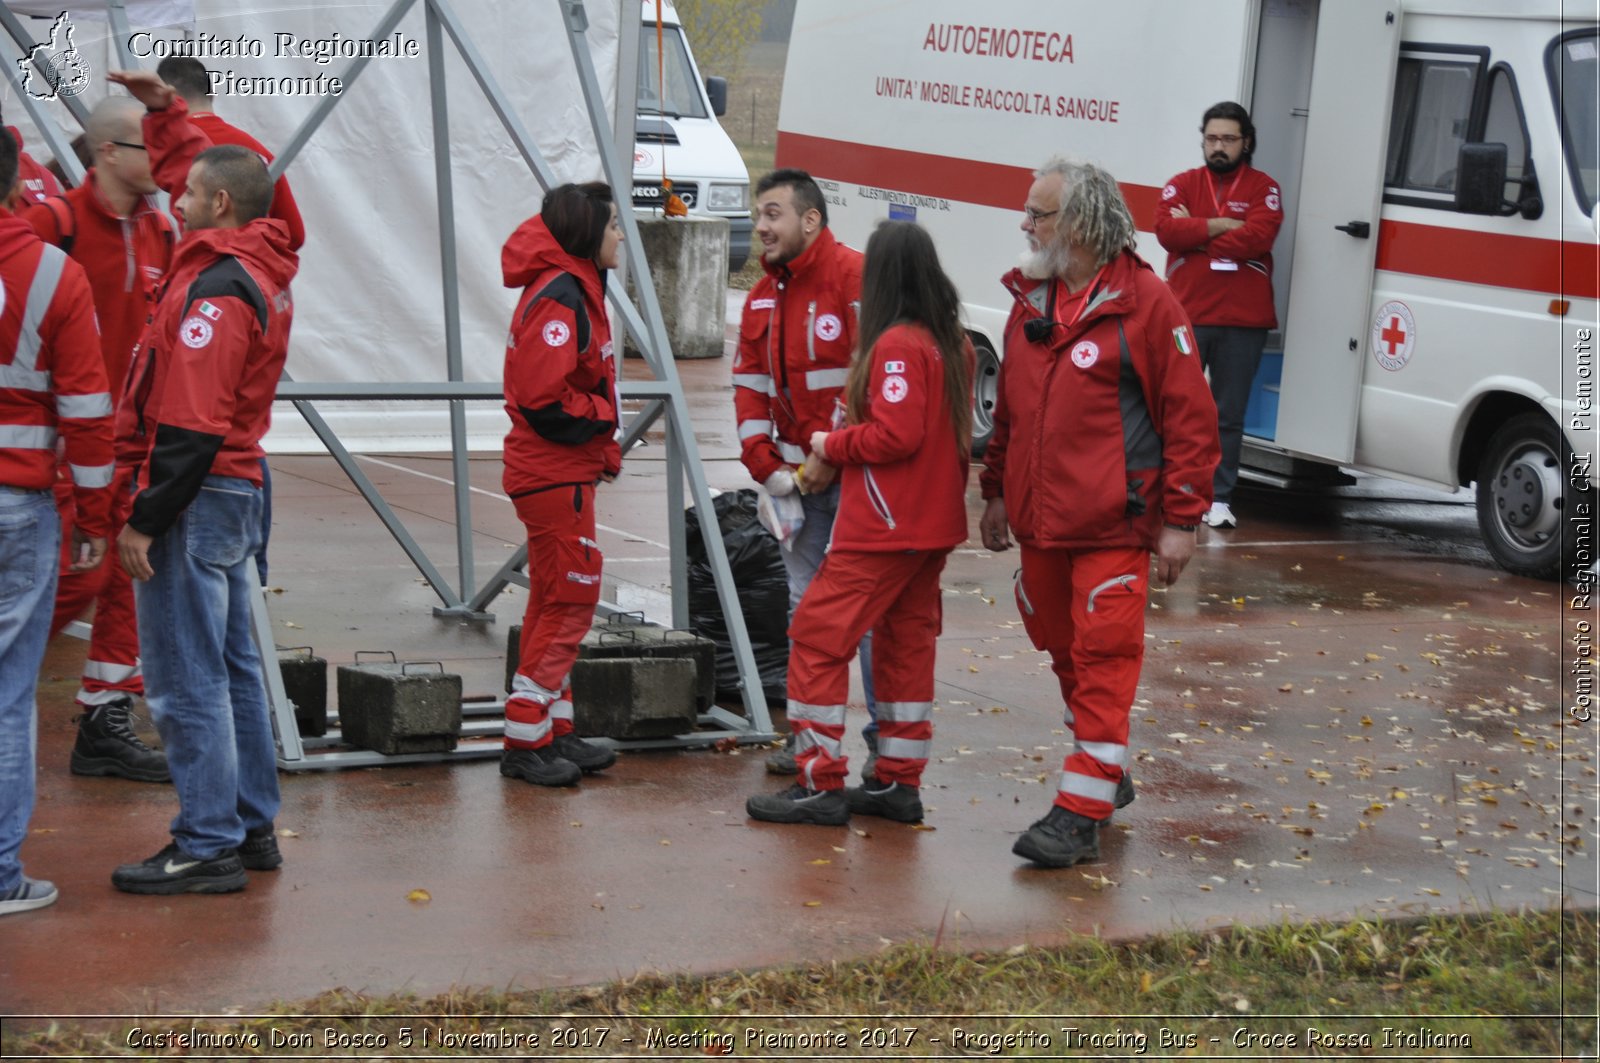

{"left": 51, "top": 467, "right": 144, "bottom": 701}
{"left": 506, "top": 485, "right": 602, "bottom": 751}
{"left": 1016, "top": 543, "right": 1146, "bottom": 820}
{"left": 788, "top": 548, "right": 949, "bottom": 791}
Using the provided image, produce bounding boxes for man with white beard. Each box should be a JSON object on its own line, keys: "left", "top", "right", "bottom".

{"left": 978, "top": 157, "right": 1219, "bottom": 869}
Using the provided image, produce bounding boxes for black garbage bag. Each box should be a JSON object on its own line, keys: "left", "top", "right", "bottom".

{"left": 685, "top": 489, "right": 789, "bottom": 707}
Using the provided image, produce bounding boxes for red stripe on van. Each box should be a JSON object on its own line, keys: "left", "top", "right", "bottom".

{"left": 777, "top": 132, "right": 1596, "bottom": 300}
{"left": 1375, "top": 219, "right": 1599, "bottom": 300}
{"left": 778, "top": 131, "right": 1171, "bottom": 233}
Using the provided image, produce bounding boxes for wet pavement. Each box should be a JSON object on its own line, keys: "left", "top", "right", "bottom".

{"left": 2, "top": 349, "right": 1594, "bottom": 1019}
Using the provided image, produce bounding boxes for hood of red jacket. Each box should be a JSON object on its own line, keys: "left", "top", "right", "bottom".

{"left": 0, "top": 210, "right": 42, "bottom": 260}
{"left": 1001, "top": 249, "right": 1155, "bottom": 340}
{"left": 502, "top": 215, "right": 604, "bottom": 304}
{"left": 171, "top": 217, "right": 299, "bottom": 290}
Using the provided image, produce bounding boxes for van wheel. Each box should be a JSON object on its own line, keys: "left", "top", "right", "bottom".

{"left": 1475, "top": 411, "right": 1580, "bottom": 580}
{"left": 970, "top": 335, "right": 1000, "bottom": 458}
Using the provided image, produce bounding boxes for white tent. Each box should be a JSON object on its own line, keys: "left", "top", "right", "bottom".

{"left": 4, "top": 0, "right": 628, "bottom": 451}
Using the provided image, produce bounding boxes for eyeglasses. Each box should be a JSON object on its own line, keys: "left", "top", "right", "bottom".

{"left": 1203, "top": 134, "right": 1243, "bottom": 147}
{"left": 110, "top": 140, "right": 146, "bottom": 151}
{"left": 1023, "top": 206, "right": 1060, "bottom": 223}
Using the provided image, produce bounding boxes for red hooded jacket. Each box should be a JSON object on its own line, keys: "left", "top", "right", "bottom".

{"left": 733, "top": 227, "right": 861, "bottom": 485}
{"left": 4, "top": 127, "right": 62, "bottom": 210}
{"left": 500, "top": 215, "right": 620, "bottom": 498}
{"left": 117, "top": 99, "right": 298, "bottom": 538}
{"left": 1153, "top": 163, "right": 1283, "bottom": 329}
{"left": 980, "top": 251, "right": 1219, "bottom": 551}
{"left": 0, "top": 211, "right": 113, "bottom": 535}
{"left": 21, "top": 172, "right": 175, "bottom": 391}
{"left": 826, "top": 323, "right": 972, "bottom": 552}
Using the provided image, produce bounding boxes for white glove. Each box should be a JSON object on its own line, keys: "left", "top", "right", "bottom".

{"left": 763, "top": 468, "right": 797, "bottom": 497}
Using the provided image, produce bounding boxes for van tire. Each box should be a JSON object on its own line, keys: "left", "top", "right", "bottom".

{"left": 970, "top": 334, "right": 1001, "bottom": 458}
{"left": 1474, "top": 411, "right": 1581, "bottom": 580}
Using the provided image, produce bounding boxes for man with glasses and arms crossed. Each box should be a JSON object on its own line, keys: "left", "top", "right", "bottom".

{"left": 1154, "top": 101, "right": 1283, "bottom": 531}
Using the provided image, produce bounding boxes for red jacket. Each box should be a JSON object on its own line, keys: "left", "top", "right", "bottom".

{"left": 827, "top": 323, "right": 972, "bottom": 552}
{"left": 1153, "top": 163, "right": 1283, "bottom": 328}
{"left": 5, "top": 127, "right": 63, "bottom": 210}
{"left": 980, "top": 251, "right": 1219, "bottom": 551}
{"left": 0, "top": 212, "right": 113, "bottom": 535}
{"left": 500, "top": 215, "right": 620, "bottom": 498}
{"left": 21, "top": 172, "right": 176, "bottom": 391}
{"left": 190, "top": 112, "right": 306, "bottom": 251}
{"left": 733, "top": 228, "right": 862, "bottom": 485}
{"left": 118, "top": 102, "right": 298, "bottom": 538}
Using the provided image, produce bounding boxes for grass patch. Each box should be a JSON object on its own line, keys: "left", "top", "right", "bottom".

{"left": 9, "top": 909, "right": 1595, "bottom": 1057}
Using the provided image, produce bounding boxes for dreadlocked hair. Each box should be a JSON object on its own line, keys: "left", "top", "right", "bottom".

{"left": 1034, "top": 155, "right": 1138, "bottom": 268}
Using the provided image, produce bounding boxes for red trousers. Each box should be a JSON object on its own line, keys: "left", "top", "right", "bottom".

{"left": 1015, "top": 544, "right": 1147, "bottom": 820}
{"left": 506, "top": 484, "right": 602, "bottom": 750}
{"left": 50, "top": 466, "right": 143, "bottom": 706}
{"left": 788, "top": 548, "right": 949, "bottom": 791}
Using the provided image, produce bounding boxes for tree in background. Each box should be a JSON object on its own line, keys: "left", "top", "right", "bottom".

{"left": 666, "top": 0, "right": 762, "bottom": 78}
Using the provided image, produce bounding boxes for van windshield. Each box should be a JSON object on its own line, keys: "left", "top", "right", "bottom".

{"left": 1552, "top": 29, "right": 1599, "bottom": 214}
{"left": 638, "top": 26, "right": 708, "bottom": 120}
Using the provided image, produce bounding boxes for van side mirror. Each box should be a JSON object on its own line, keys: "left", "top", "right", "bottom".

{"left": 1455, "top": 142, "right": 1508, "bottom": 215}
{"left": 705, "top": 76, "right": 727, "bottom": 117}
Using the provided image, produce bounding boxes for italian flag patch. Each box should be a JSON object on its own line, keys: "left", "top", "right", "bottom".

{"left": 197, "top": 300, "right": 222, "bottom": 321}
{"left": 1173, "top": 325, "right": 1194, "bottom": 355}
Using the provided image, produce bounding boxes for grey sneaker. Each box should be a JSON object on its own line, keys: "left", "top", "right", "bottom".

{"left": 499, "top": 747, "right": 581, "bottom": 787}
{"left": 0, "top": 876, "right": 58, "bottom": 916}
{"left": 765, "top": 732, "right": 798, "bottom": 775}
{"left": 746, "top": 784, "right": 849, "bottom": 825}
{"left": 844, "top": 779, "right": 923, "bottom": 823}
{"left": 112, "top": 842, "right": 247, "bottom": 895}
{"left": 549, "top": 733, "right": 616, "bottom": 773}
{"left": 1012, "top": 805, "right": 1103, "bottom": 868}
{"left": 71, "top": 697, "right": 170, "bottom": 783}
{"left": 860, "top": 729, "right": 879, "bottom": 784}
{"left": 1114, "top": 773, "right": 1135, "bottom": 810}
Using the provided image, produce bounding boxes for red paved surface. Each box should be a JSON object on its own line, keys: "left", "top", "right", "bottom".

{"left": 1, "top": 354, "right": 1593, "bottom": 1019}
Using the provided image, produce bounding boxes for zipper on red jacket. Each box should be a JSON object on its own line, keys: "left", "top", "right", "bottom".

{"left": 805, "top": 300, "right": 817, "bottom": 361}
{"left": 863, "top": 467, "right": 896, "bottom": 530}
{"left": 1014, "top": 569, "right": 1034, "bottom": 616}
{"left": 121, "top": 217, "right": 136, "bottom": 292}
{"left": 1086, "top": 574, "right": 1138, "bottom": 613}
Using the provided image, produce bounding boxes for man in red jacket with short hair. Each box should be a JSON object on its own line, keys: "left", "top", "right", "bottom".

{"left": 1154, "top": 101, "right": 1284, "bottom": 531}
{"left": 104, "top": 70, "right": 298, "bottom": 896}
{"left": 980, "top": 157, "right": 1219, "bottom": 870}
{"left": 23, "top": 95, "right": 175, "bottom": 783}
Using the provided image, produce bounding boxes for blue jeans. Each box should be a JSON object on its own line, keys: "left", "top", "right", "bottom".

{"left": 0, "top": 487, "right": 60, "bottom": 894}
{"left": 782, "top": 482, "right": 877, "bottom": 735}
{"left": 135, "top": 476, "right": 279, "bottom": 859}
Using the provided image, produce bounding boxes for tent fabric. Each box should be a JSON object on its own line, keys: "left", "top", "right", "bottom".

{"left": 4, "top": 0, "right": 626, "bottom": 452}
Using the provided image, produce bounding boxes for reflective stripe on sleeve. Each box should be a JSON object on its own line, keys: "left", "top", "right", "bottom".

{"left": 0, "top": 424, "right": 58, "bottom": 448}
{"left": 737, "top": 419, "right": 773, "bottom": 442}
{"left": 804, "top": 367, "right": 849, "bottom": 391}
{"left": 56, "top": 392, "right": 113, "bottom": 419}
{"left": 732, "top": 373, "right": 774, "bottom": 395}
{"left": 69, "top": 462, "right": 115, "bottom": 489}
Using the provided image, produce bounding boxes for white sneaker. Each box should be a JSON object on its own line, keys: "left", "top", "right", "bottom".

{"left": 1203, "top": 502, "right": 1237, "bottom": 529}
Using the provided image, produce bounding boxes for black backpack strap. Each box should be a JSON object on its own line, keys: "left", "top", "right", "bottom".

{"left": 42, "top": 195, "right": 74, "bottom": 256}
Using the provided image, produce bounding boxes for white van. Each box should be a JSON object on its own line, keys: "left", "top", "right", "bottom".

{"left": 632, "top": 0, "right": 753, "bottom": 269}
{"left": 777, "top": 0, "right": 1597, "bottom": 579}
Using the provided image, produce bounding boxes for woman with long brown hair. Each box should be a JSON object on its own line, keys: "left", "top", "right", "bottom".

{"left": 747, "top": 220, "right": 973, "bottom": 826}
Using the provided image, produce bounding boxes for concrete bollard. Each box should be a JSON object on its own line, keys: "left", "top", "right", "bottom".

{"left": 337, "top": 653, "right": 463, "bottom": 756}
{"left": 571, "top": 657, "right": 698, "bottom": 739}
{"left": 277, "top": 646, "right": 328, "bottom": 738}
{"left": 505, "top": 621, "right": 716, "bottom": 712}
{"left": 624, "top": 214, "right": 729, "bottom": 360}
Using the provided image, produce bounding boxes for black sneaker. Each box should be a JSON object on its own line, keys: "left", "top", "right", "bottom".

{"left": 746, "top": 784, "right": 849, "bottom": 825}
{"left": 71, "top": 697, "right": 170, "bottom": 783}
{"left": 765, "top": 732, "right": 798, "bottom": 775}
{"left": 860, "top": 729, "right": 879, "bottom": 785}
{"left": 844, "top": 778, "right": 923, "bottom": 823}
{"left": 549, "top": 733, "right": 616, "bottom": 773}
{"left": 499, "top": 747, "right": 581, "bottom": 787}
{"left": 1114, "top": 773, "right": 1135, "bottom": 810}
{"left": 1012, "top": 806, "right": 1104, "bottom": 868}
{"left": 239, "top": 828, "right": 282, "bottom": 871}
{"left": 112, "top": 842, "right": 246, "bottom": 895}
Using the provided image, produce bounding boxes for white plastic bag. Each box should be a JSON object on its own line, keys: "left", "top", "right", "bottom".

{"left": 757, "top": 488, "right": 806, "bottom": 550}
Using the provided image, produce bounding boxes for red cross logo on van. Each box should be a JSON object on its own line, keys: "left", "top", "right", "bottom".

{"left": 1370, "top": 300, "right": 1415, "bottom": 372}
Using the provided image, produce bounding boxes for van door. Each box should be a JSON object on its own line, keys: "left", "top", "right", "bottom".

{"left": 1273, "top": 1, "right": 1401, "bottom": 461}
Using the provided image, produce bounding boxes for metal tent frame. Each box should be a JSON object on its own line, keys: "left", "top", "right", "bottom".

{"left": 2, "top": 0, "right": 775, "bottom": 769}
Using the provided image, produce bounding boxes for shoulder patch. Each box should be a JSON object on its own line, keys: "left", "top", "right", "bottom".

{"left": 187, "top": 257, "right": 269, "bottom": 331}
{"left": 522, "top": 272, "right": 590, "bottom": 352}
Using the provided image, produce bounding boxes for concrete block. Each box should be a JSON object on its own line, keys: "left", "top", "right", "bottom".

{"left": 623, "top": 214, "right": 729, "bottom": 360}
{"left": 277, "top": 646, "right": 328, "bottom": 738}
{"left": 336, "top": 656, "right": 463, "bottom": 756}
{"left": 571, "top": 657, "right": 698, "bottom": 740}
{"left": 505, "top": 621, "right": 716, "bottom": 711}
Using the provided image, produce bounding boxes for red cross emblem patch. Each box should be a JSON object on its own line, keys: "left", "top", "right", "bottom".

{"left": 881, "top": 374, "right": 909, "bottom": 403}
{"left": 1370, "top": 300, "right": 1415, "bottom": 371}
{"left": 180, "top": 316, "right": 213, "bottom": 349}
